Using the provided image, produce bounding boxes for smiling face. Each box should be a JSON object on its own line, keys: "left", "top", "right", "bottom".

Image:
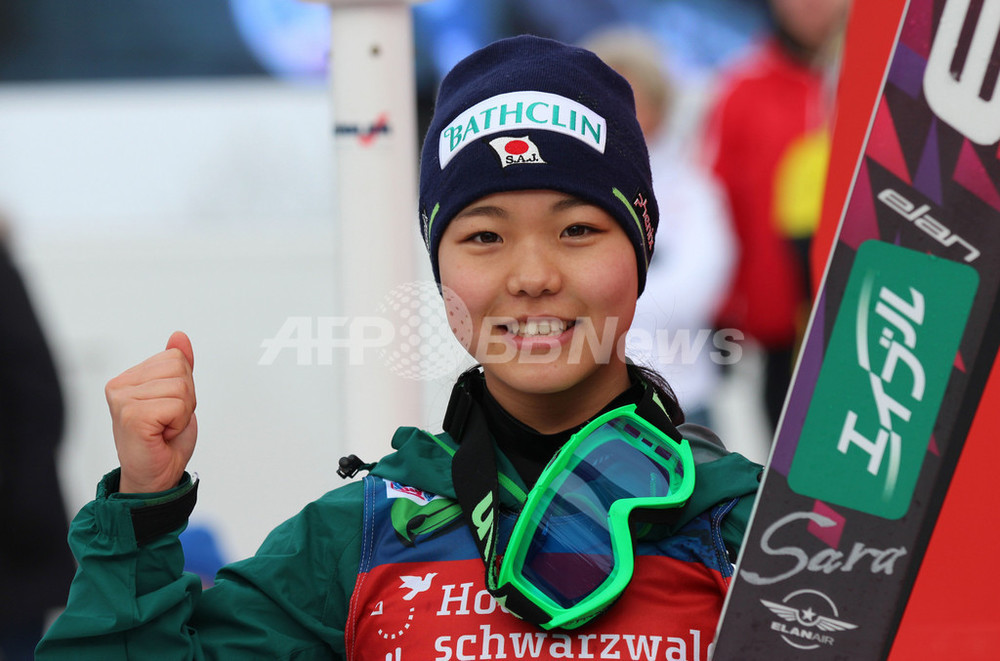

{"left": 438, "top": 190, "right": 638, "bottom": 430}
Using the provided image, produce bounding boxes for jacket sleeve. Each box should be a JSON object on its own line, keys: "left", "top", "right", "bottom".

{"left": 678, "top": 423, "right": 763, "bottom": 557}
{"left": 37, "top": 471, "right": 364, "bottom": 660}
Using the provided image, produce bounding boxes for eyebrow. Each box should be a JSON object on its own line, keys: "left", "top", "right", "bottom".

{"left": 453, "top": 204, "right": 507, "bottom": 222}
{"left": 550, "top": 196, "right": 595, "bottom": 213}
{"left": 453, "top": 195, "right": 594, "bottom": 222}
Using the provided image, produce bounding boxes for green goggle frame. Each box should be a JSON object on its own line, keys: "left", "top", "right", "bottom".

{"left": 496, "top": 404, "right": 696, "bottom": 630}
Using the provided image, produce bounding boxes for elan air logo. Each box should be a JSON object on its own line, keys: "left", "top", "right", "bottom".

{"left": 789, "top": 241, "right": 977, "bottom": 519}
{"left": 761, "top": 589, "right": 858, "bottom": 651}
{"left": 438, "top": 91, "right": 606, "bottom": 167}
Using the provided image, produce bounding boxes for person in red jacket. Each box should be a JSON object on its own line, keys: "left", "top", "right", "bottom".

{"left": 702, "top": 0, "right": 850, "bottom": 434}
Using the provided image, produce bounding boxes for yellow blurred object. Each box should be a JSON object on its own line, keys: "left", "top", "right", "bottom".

{"left": 774, "top": 127, "right": 831, "bottom": 238}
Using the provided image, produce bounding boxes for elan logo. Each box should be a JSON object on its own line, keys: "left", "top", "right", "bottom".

{"left": 877, "top": 188, "right": 980, "bottom": 262}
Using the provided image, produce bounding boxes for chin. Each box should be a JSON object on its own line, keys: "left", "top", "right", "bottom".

{"left": 484, "top": 358, "right": 619, "bottom": 398}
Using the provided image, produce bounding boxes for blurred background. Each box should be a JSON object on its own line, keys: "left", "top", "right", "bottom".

{"left": 0, "top": 0, "right": 786, "bottom": 579}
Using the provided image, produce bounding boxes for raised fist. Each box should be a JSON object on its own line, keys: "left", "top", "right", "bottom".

{"left": 105, "top": 331, "right": 197, "bottom": 493}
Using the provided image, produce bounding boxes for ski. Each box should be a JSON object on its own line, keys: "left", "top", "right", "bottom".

{"left": 712, "top": 1, "right": 1000, "bottom": 658}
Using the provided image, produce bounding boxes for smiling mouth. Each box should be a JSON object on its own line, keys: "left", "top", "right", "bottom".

{"left": 500, "top": 319, "right": 576, "bottom": 338}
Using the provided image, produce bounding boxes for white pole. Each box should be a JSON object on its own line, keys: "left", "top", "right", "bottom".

{"left": 303, "top": 0, "right": 423, "bottom": 461}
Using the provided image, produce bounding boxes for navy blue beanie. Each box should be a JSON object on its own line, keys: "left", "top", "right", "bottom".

{"left": 419, "top": 35, "right": 659, "bottom": 294}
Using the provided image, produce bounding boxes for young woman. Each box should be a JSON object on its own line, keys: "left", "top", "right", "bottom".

{"left": 37, "top": 35, "right": 760, "bottom": 660}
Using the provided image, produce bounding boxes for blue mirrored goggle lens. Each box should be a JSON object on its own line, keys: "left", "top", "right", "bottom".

{"left": 518, "top": 420, "right": 685, "bottom": 608}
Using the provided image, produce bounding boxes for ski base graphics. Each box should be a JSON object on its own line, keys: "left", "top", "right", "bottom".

{"left": 713, "top": 0, "right": 1000, "bottom": 658}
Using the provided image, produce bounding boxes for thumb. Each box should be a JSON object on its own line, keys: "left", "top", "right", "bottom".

{"left": 166, "top": 330, "right": 194, "bottom": 371}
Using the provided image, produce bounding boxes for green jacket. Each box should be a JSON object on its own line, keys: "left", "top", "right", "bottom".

{"left": 37, "top": 424, "right": 760, "bottom": 660}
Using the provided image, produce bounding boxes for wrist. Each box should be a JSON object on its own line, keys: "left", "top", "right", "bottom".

{"left": 99, "top": 469, "right": 200, "bottom": 546}
{"left": 119, "top": 472, "right": 183, "bottom": 495}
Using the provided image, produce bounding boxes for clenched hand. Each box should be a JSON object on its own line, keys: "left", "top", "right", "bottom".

{"left": 106, "top": 331, "right": 198, "bottom": 494}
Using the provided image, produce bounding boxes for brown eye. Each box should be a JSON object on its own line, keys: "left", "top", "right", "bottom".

{"left": 562, "top": 225, "right": 596, "bottom": 238}
{"left": 470, "top": 231, "right": 502, "bottom": 244}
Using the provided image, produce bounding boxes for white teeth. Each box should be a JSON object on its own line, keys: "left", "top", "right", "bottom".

{"left": 506, "top": 319, "right": 569, "bottom": 337}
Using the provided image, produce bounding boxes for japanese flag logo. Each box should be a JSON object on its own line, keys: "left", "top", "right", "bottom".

{"left": 488, "top": 135, "right": 546, "bottom": 168}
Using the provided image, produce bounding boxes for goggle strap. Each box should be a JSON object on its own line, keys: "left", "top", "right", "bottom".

{"left": 450, "top": 388, "right": 500, "bottom": 566}
{"left": 443, "top": 373, "right": 474, "bottom": 441}
{"left": 449, "top": 380, "right": 552, "bottom": 627}
{"left": 634, "top": 383, "right": 683, "bottom": 442}
{"left": 488, "top": 580, "right": 552, "bottom": 626}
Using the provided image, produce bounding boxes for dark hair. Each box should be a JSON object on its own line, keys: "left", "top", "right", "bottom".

{"left": 629, "top": 363, "right": 685, "bottom": 425}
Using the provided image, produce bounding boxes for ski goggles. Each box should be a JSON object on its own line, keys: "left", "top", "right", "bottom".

{"left": 496, "top": 404, "right": 695, "bottom": 630}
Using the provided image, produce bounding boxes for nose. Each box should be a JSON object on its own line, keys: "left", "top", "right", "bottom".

{"left": 506, "top": 240, "right": 562, "bottom": 297}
